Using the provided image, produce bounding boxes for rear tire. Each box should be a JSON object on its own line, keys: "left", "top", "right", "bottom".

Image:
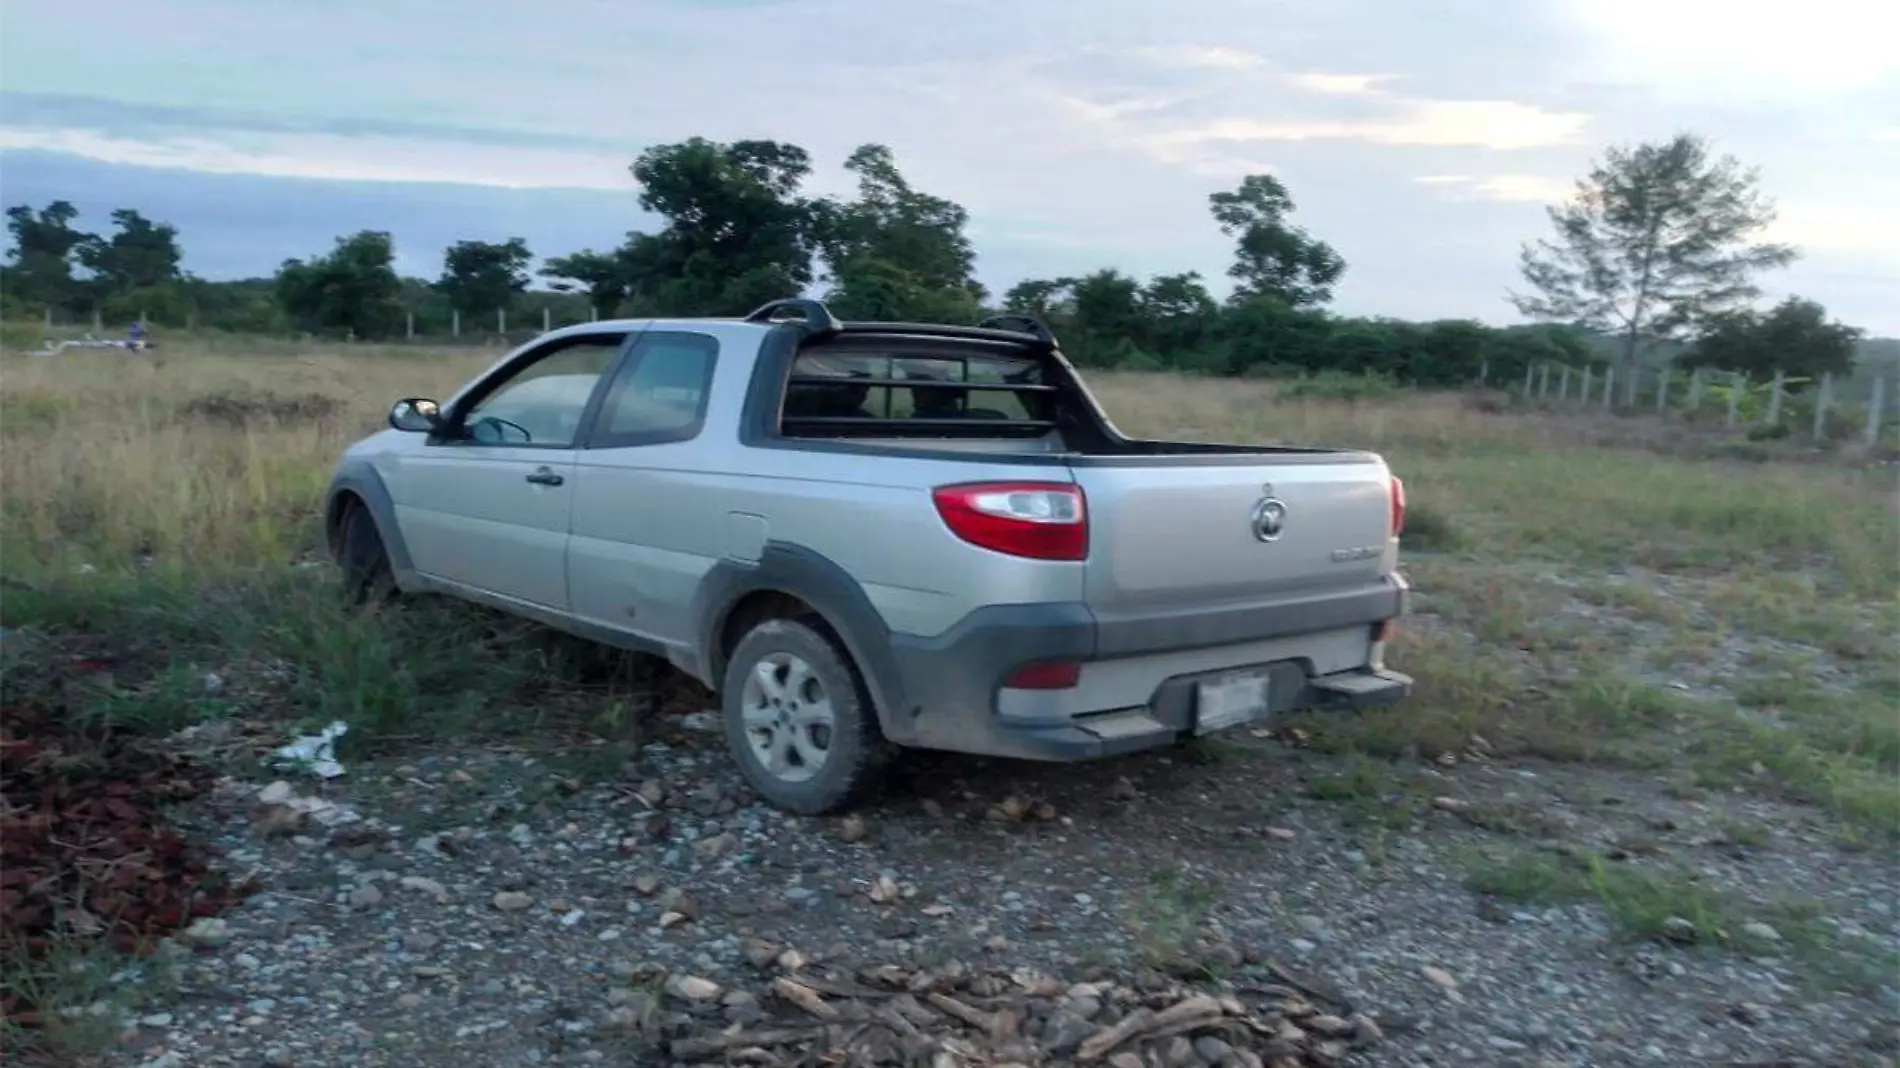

{"left": 338, "top": 503, "right": 397, "bottom": 608}
{"left": 720, "top": 617, "right": 887, "bottom": 815}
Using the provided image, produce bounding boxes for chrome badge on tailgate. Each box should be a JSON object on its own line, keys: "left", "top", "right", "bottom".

{"left": 1249, "top": 484, "right": 1287, "bottom": 542}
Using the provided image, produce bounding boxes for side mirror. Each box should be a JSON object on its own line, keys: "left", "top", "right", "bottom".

{"left": 389, "top": 397, "right": 442, "bottom": 433}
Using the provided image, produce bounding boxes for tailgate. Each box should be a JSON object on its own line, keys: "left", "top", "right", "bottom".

{"left": 1068, "top": 455, "right": 1396, "bottom": 626}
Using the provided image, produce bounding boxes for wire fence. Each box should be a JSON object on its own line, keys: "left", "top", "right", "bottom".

{"left": 1513, "top": 360, "right": 1896, "bottom": 448}
{"left": 24, "top": 303, "right": 593, "bottom": 347}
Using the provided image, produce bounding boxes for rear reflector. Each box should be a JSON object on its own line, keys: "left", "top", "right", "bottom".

{"left": 1373, "top": 619, "right": 1396, "bottom": 643}
{"left": 1002, "top": 661, "right": 1082, "bottom": 690}
{"left": 932, "top": 481, "right": 1087, "bottom": 561}
{"left": 1389, "top": 475, "right": 1406, "bottom": 537}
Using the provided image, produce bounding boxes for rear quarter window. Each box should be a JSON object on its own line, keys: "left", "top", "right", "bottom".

{"left": 783, "top": 350, "right": 1050, "bottom": 425}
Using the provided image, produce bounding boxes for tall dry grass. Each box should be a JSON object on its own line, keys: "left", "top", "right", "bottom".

{"left": 2, "top": 346, "right": 490, "bottom": 573}
{"left": 0, "top": 339, "right": 1893, "bottom": 834}
{"left": 0, "top": 344, "right": 1893, "bottom": 595}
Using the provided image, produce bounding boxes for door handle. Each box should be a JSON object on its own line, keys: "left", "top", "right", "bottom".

{"left": 525, "top": 466, "right": 565, "bottom": 487}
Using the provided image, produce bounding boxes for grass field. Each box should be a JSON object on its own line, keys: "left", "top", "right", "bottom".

{"left": 3, "top": 339, "right": 1898, "bottom": 1062}
{"left": 2, "top": 341, "right": 1895, "bottom": 789}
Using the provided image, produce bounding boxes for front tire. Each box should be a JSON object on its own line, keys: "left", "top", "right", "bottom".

{"left": 337, "top": 503, "right": 397, "bottom": 608}
{"left": 720, "top": 618, "right": 886, "bottom": 815}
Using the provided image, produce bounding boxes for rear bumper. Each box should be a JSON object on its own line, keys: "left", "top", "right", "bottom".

{"left": 973, "top": 665, "right": 1414, "bottom": 761}
{"left": 882, "top": 575, "right": 1410, "bottom": 761}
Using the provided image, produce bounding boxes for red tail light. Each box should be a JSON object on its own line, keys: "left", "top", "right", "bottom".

{"left": 931, "top": 481, "right": 1088, "bottom": 561}
{"left": 1389, "top": 475, "right": 1406, "bottom": 537}
{"left": 1003, "top": 660, "right": 1082, "bottom": 690}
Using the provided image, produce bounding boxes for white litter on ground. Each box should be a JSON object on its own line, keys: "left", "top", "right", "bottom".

{"left": 269, "top": 720, "right": 350, "bottom": 778}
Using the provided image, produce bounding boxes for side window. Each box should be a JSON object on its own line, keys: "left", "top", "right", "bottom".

{"left": 783, "top": 350, "right": 1048, "bottom": 423}
{"left": 459, "top": 335, "right": 624, "bottom": 447}
{"left": 590, "top": 332, "right": 719, "bottom": 447}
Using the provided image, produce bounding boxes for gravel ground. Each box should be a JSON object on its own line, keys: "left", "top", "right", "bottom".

{"left": 82, "top": 719, "right": 1899, "bottom": 1068}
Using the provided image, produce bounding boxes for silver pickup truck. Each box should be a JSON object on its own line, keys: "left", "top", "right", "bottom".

{"left": 325, "top": 300, "right": 1412, "bottom": 813}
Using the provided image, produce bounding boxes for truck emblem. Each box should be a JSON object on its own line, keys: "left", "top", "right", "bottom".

{"left": 1250, "top": 485, "right": 1287, "bottom": 542}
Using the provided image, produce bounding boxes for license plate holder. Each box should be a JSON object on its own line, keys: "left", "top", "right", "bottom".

{"left": 1193, "top": 672, "right": 1271, "bottom": 735}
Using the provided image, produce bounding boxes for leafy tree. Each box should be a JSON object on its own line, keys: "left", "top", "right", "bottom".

{"left": 1511, "top": 133, "right": 1799, "bottom": 371}
{"left": 540, "top": 249, "right": 628, "bottom": 319}
{"left": 275, "top": 230, "right": 405, "bottom": 339}
{"left": 181, "top": 276, "right": 287, "bottom": 334}
{"left": 1067, "top": 270, "right": 1145, "bottom": 345}
{"left": 1001, "top": 278, "right": 1073, "bottom": 321}
{"left": 1208, "top": 175, "right": 1346, "bottom": 308}
{"left": 1475, "top": 323, "right": 1596, "bottom": 388}
{"left": 2, "top": 200, "right": 97, "bottom": 312}
{"left": 76, "top": 209, "right": 182, "bottom": 298}
{"left": 1409, "top": 319, "right": 1492, "bottom": 385}
{"left": 825, "top": 258, "right": 982, "bottom": 323}
{"left": 1138, "top": 272, "right": 1219, "bottom": 355}
{"left": 1684, "top": 296, "right": 1862, "bottom": 382}
{"left": 1218, "top": 296, "right": 1336, "bottom": 375}
{"left": 1324, "top": 319, "right": 1408, "bottom": 376}
{"left": 621, "top": 138, "right": 820, "bottom": 315}
{"left": 815, "top": 144, "right": 984, "bottom": 321}
{"left": 438, "top": 237, "right": 532, "bottom": 321}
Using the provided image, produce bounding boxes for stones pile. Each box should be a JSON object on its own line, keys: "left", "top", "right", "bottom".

{"left": 622, "top": 958, "right": 1385, "bottom": 1067}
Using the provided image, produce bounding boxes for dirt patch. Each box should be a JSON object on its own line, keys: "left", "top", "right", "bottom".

{"left": 0, "top": 647, "right": 256, "bottom": 1028}
{"left": 177, "top": 390, "right": 346, "bottom": 427}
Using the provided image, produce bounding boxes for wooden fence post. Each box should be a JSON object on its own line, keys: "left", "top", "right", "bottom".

{"left": 43, "top": 307, "right": 53, "bottom": 331}
{"left": 452, "top": 309, "right": 461, "bottom": 338}
{"left": 1538, "top": 364, "right": 1550, "bottom": 399}
{"left": 1765, "top": 370, "right": 1786, "bottom": 426}
{"left": 498, "top": 308, "right": 508, "bottom": 336}
{"left": 542, "top": 307, "right": 552, "bottom": 334}
{"left": 1727, "top": 372, "right": 1745, "bottom": 427}
{"left": 1868, "top": 377, "right": 1887, "bottom": 447}
{"left": 1624, "top": 364, "right": 1640, "bottom": 407}
{"left": 405, "top": 311, "right": 415, "bottom": 341}
{"left": 1522, "top": 362, "right": 1534, "bottom": 398}
{"left": 1688, "top": 368, "right": 1704, "bottom": 413}
{"left": 1580, "top": 366, "right": 1593, "bottom": 403}
{"left": 1559, "top": 365, "right": 1571, "bottom": 402}
{"left": 1811, "top": 372, "right": 1832, "bottom": 441}
{"left": 1602, "top": 367, "right": 1615, "bottom": 409}
{"left": 1655, "top": 368, "right": 1670, "bottom": 414}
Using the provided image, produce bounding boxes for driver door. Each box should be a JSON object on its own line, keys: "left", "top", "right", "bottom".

{"left": 394, "top": 330, "right": 632, "bottom": 610}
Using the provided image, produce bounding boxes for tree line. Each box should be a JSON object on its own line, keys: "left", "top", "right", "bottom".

{"left": 1, "top": 133, "right": 1874, "bottom": 386}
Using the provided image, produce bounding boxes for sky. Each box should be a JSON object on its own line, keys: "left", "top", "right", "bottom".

{"left": 2, "top": 0, "right": 1896, "bottom": 332}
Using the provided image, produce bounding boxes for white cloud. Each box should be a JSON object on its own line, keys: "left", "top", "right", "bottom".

{"left": 1871, "top": 127, "right": 1900, "bottom": 143}
{"left": 1471, "top": 175, "right": 1574, "bottom": 203}
{"left": 1767, "top": 202, "right": 1900, "bottom": 257}
{"left": 1287, "top": 72, "right": 1393, "bottom": 96}
{"left": 1414, "top": 173, "right": 1573, "bottom": 203}
{"left": 1562, "top": 0, "right": 1900, "bottom": 102}
{"left": 1150, "top": 100, "right": 1590, "bottom": 152}
{"left": 1133, "top": 46, "right": 1265, "bottom": 72}
{"left": 0, "top": 126, "right": 632, "bottom": 190}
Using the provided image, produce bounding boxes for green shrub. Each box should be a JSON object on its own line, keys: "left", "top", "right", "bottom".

{"left": 1, "top": 319, "right": 48, "bottom": 352}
